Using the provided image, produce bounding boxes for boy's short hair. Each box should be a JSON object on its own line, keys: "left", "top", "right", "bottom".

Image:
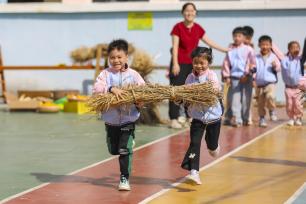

{"left": 107, "top": 39, "right": 129, "bottom": 55}
{"left": 232, "top": 27, "right": 246, "bottom": 36}
{"left": 258, "top": 35, "right": 272, "bottom": 44}
{"left": 243, "top": 26, "right": 254, "bottom": 38}
{"left": 191, "top": 46, "right": 213, "bottom": 64}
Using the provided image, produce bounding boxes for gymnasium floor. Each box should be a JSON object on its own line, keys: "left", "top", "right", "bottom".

{"left": 0, "top": 107, "right": 305, "bottom": 204}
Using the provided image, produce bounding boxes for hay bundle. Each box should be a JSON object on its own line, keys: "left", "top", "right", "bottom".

{"left": 87, "top": 82, "right": 222, "bottom": 113}
{"left": 70, "top": 43, "right": 136, "bottom": 64}
{"left": 131, "top": 49, "right": 154, "bottom": 78}
{"left": 70, "top": 46, "right": 95, "bottom": 64}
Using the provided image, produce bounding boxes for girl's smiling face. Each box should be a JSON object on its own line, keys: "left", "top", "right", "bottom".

{"left": 108, "top": 49, "right": 128, "bottom": 71}
{"left": 192, "top": 56, "right": 209, "bottom": 76}
{"left": 289, "top": 42, "right": 300, "bottom": 58}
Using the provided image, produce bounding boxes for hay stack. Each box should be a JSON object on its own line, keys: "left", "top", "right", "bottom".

{"left": 87, "top": 82, "right": 222, "bottom": 113}
{"left": 131, "top": 49, "right": 154, "bottom": 78}
{"left": 70, "top": 46, "right": 95, "bottom": 64}
{"left": 70, "top": 43, "right": 136, "bottom": 64}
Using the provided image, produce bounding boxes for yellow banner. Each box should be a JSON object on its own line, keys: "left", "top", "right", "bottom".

{"left": 128, "top": 12, "right": 153, "bottom": 31}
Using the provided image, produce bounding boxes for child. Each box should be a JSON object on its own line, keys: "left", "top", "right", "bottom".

{"left": 181, "top": 47, "right": 222, "bottom": 185}
{"left": 93, "top": 39, "right": 145, "bottom": 191}
{"left": 254, "top": 35, "right": 281, "bottom": 127}
{"left": 223, "top": 26, "right": 255, "bottom": 126}
{"left": 243, "top": 25, "right": 255, "bottom": 126}
{"left": 222, "top": 27, "right": 256, "bottom": 127}
{"left": 281, "top": 41, "right": 305, "bottom": 126}
{"left": 243, "top": 26, "right": 255, "bottom": 48}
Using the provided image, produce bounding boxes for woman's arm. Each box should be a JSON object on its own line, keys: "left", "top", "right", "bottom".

{"left": 171, "top": 35, "right": 180, "bottom": 76}
{"left": 201, "top": 35, "right": 229, "bottom": 53}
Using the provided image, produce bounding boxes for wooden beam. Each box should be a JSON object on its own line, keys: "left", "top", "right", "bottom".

{"left": 0, "top": 65, "right": 95, "bottom": 70}
{"left": 0, "top": 46, "right": 7, "bottom": 102}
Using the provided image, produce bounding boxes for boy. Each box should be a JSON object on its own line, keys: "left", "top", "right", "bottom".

{"left": 93, "top": 39, "right": 145, "bottom": 191}
{"left": 255, "top": 35, "right": 280, "bottom": 127}
{"left": 222, "top": 27, "right": 256, "bottom": 127}
{"left": 243, "top": 25, "right": 255, "bottom": 126}
{"left": 223, "top": 26, "right": 255, "bottom": 126}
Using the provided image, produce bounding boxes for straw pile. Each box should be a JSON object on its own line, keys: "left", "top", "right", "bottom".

{"left": 70, "top": 46, "right": 96, "bottom": 64}
{"left": 131, "top": 49, "right": 154, "bottom": 78}
{"left": 87, "top": 82, "right": 222, "bottom": 113}
{"left": 70, "top": 43, "right": 136, "bottom": 64}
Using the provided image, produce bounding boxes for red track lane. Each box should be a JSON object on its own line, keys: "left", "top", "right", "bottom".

{"left": 3, "top": 114, "right": 286, "bottom": 204}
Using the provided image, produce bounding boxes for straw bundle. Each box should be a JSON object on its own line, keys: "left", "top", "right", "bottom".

{"left": 70, "top": 43, "right": 136, "bottom": 64}
{"left": 70, "top": 46, "right": 95, "bottom": 64}
{"left": 131, "top": 49, "right": 154, "bottom": 78}
{"left": 87, "top": 82, "right": 222, "bottom": 113}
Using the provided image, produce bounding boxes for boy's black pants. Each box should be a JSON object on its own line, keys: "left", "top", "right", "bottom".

{"left": 105, "top": 123, "right": 135, "bottom": 179}
{"left": 181, "top": 119, "right": 221, "bottom": 171}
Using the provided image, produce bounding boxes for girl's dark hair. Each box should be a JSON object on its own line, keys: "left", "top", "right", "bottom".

{"left": 288, "top": 41, "right": 300, "bottom": 50}
{"left": 191, "top": 46, "right": 213, "bottom": 64}
{"left": 107, "top": 39, "right": 129, "bottom": 54}
{"left": 181, "top": 2, "right": 197, "bottom": 13}
{"left": 232, "top": 27, "right": 246, "bottom": 36}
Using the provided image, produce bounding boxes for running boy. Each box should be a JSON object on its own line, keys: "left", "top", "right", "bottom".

{"left": 93, "top": 39, "right": 145, "bottom": 191}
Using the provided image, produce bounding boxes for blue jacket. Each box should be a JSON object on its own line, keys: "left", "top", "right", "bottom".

{"left": 255, "top": 52, "right": 281, "bottom": 86}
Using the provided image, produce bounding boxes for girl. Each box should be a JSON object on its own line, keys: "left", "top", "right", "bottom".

{"left": 281, "top": 41, "right": 305, "bottom": 126}
{"left": 169, "top": 2, "right": 228, "bottom": 129}
{"left": 181, "top": 47, "right": 222, "bottom": 185}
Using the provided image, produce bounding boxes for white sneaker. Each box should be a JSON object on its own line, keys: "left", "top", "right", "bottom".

{"left": 259, "top": 118, "right": 267, "bottom": 127}
{"left": 287, "top": 119, "right": 294, "bottom": 126}
{"left": 295, "top": 118, "right": 302, "bottom": 126}
{"left": 118, "top": 176, "right": 131, "bottom": 191}
{"left": 188, "top": 169, "right": 202, "bottom": 185}
{"left": 178, "top": 116, "right": 187, "bottom": 124}
{"left": 208, "top": 146, "right": 220, "bottom": 158}
{"left": 170, "top": 119, "right": 183, "bottom": 129}
{"left": 269, "top": 111, "right": 278, "bottom": 121}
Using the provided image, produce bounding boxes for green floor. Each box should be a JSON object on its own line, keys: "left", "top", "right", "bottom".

{"left": 0, "top": 109, "right": 180, "bottom": 200}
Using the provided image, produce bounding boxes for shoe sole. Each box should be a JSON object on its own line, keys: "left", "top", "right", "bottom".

{"left": 118, "top": 187, "right": 131, "bottom": 191}
{"left": 187, "top": 176, "right": 202, "bottom": 185}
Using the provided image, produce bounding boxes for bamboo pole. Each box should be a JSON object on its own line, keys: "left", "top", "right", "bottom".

{"left": 0, "top": 46, "right": 6, "bottom": 103}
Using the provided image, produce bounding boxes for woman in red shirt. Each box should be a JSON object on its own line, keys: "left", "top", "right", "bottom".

{"left": 169, "top": 2, "right": 228, "bottom": 129}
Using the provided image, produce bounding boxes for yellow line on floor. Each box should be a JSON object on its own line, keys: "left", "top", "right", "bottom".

{"left": 148, "top": 125, "right": 306, "bottom": 204}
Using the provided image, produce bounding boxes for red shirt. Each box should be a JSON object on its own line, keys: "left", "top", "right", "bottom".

{"left": 171, "top": 22, "right": 205, "bottom": 64}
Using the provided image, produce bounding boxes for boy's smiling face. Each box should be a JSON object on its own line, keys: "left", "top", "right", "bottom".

{"left": 233, "top": 33, "right": 245, "bottom": 46}
{"left": 259, "top": 40, "right": 272, "bottom": 56}
{"left": 108, "top": 49, "right": 128, "bottom": 71}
